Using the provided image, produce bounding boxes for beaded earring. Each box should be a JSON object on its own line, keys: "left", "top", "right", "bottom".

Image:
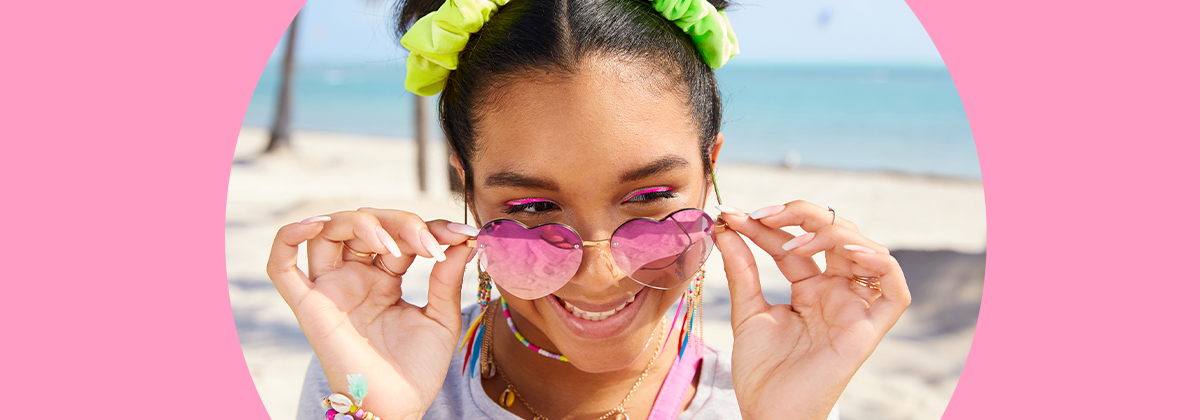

{"left": 477, "top": 265, "right": 493, "bottom": 312}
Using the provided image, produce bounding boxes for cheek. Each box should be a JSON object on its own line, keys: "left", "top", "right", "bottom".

{"left": 652, "top": 287, "right": 689, "bottom": 318}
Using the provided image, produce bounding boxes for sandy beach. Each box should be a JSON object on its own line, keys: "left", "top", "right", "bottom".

{"left": 227, "top": 127, "right": 986, "bottom": 420}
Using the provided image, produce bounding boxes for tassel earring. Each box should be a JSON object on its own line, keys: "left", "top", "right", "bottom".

{"left": 681, "top": 268, "right": 705, "bottom": 357}
{"left": 673, "top": 268, "right": 706, "bottom": 360}
{"left": 459, "top": 260, "right": 492, "bottom": 377}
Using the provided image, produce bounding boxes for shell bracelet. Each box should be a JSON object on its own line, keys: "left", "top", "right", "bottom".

{"left": 321, "top": 374, "right": 383, "bottom": 420}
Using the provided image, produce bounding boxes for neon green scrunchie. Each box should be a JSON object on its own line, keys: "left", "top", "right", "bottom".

{"left": 650, "top": 0, "right": 739, "bottom": 69}
{"left": 400, "top": 0, "right": 510, "bottom": 96}
{"left": 400, "top": 0, "right": 738, "bottom": 96}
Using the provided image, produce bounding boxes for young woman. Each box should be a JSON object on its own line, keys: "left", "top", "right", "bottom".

{"left": 266, "top": 0, "right": 911, "bottom": 418}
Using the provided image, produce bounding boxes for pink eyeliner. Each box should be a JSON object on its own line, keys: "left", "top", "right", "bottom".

{"left": 623, "top": 187, "right": 674, "bottom": 202}
{"left": 504, "top": 198, "right": 554, "bottom": 206}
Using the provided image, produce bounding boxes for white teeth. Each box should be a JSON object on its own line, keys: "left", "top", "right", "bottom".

{"left": 560, "top": 294, "right": 636, "bottom": 322}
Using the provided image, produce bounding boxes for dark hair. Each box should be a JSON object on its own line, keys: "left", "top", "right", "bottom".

{"left": 395, "top": 0, "right": 728, "bottom": 203}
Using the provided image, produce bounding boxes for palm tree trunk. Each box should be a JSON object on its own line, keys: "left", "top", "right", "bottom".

{"left": 267, "top": 12, "right": 300, "bottom": 153}
{"left": 415, "top": 94, "right": 429, "bottom": 193}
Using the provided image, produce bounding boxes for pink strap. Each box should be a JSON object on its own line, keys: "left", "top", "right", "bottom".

{"left": 647, "top": 339, "right": 703, "bottom": 420}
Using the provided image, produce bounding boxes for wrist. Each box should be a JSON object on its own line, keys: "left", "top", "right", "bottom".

{"left": 743, "top": 405, "right": 833, "bottom": 420}
{"left": 738, "top": 380, "right": 844, "bottom": 420}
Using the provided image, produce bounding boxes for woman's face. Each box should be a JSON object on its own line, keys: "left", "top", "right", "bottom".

{"left": 465, "top": 59, "right": 721, "bottom": 373}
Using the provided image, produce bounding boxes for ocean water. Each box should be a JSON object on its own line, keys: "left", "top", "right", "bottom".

{"left": 243, "top": 62, "right": 979, "bottom": 179}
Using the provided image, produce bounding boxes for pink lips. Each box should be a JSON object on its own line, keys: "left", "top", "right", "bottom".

{"left": 546, "top": 288, "right": 646, "bottom": 340}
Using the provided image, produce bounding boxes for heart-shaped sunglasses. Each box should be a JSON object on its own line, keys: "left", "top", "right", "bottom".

{"left": 466, "top": 208, "right": 726, "bottom": 300}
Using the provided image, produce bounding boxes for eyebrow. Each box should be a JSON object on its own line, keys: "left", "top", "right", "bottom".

{"left": 482, "top": 155, "right": 690, "bottom": 190}
{"left": 484, "top": 171, "right": 560, "bottom": 191}
{"left": 618, "top": 155, "right": 690, "bottom": 183}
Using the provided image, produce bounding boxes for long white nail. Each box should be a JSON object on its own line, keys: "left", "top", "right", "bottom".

{"left": 447, "top": 222, "right": 480, "bottom": 237}
{"left": 844, "top": 244, "right": 877, "bottom": 254}
{"left": 782, "top": 233, "right": 815, "bottom": 251}
{"left": 749, "top": 204, "right": 785, "bottom": 220}
{"left": 299, "top": 216, "right": 331, "bottom": 225}
{"left": 714, "top": 205, "right": 746, "bottom": 216}
{"left": 374, "top": 226, "right": 403, "bottom": 258}
{"left": 420, "top": 230, "right": 447, "bottom": 262}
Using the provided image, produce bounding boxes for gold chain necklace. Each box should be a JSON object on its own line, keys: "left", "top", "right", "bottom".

{"left": 481, "top": 305, "right": 668, "bottom": 420}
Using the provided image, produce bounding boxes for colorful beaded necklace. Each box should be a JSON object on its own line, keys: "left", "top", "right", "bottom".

{"left": 500, "top": 297, "right": 569, "bottom": 362}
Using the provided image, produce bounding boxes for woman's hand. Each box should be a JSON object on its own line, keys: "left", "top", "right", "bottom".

{"left": 715, "top": 201, "right": 911, "bottom": 420}
{"left": 267, "top": 208, "right": 476, "bottom": 420}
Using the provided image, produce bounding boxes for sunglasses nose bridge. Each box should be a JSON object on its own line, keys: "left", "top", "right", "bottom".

{"left": 567, "top": 239, "right": 627, "bottom": 292}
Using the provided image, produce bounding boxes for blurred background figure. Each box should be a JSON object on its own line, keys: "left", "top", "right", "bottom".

{"left": 228, "top": 0, "right": 985, "bottom": 419}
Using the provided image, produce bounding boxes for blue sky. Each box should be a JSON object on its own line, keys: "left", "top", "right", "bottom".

{"left": 268, "top": 0, "right": 945, "bottom": 65}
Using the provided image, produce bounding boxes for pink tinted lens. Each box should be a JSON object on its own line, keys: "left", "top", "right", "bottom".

{"left": 610, "top": 209, "right": 715, "bottom": 289}
{"left": 477, "top": 220, "right": 583, "bottom": 300}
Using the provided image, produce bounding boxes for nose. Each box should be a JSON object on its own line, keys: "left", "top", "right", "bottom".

{"left": 568, "top": 238, "right": 625, "bottom": 293}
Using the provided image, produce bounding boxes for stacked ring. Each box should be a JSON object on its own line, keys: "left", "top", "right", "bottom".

{"left": 852, "top": 275, "right": 881, "bottom": 291}
{"left": 343, "top": 242, "right": 375, "bottom": 259}
{"left": 373, "top": 255, "right": 402, "bottom": 277}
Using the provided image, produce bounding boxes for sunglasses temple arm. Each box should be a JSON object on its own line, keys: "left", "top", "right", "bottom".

{"left": 711, "top": 172, "right": 723, "bottom": 206}
{"left": 709, "top": 172, "right": 729, "bottom": 232}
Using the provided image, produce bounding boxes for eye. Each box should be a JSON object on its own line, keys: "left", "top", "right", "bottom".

{"left": 623, "top": 187, "right": 677, "bottom": 203}
{"left": 503, "top": 198, "right": 559, "bottom": 215}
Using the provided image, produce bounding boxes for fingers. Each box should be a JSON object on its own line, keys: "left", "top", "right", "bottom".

{"left": 716, "top": 207, "right": 823, "bottom": 282}
{"left": 714, "top": 227, "right": 770, "bottom": 330}
{"left": 423, "top": 219, "right": 476, "bottom": 248}
{"left": 849, "top": 251, "right": 911, "bottom": 330}
{"left": 303, "top": 209, "right": 478, "bottom": 279}
{"left": 267, "top": 219, "right": 323, "bottom": 306}
{"left": 375, "top": 252, "right": 417, "bottom": 278}
{"left": 721, "top": 201, "right": 909, "bottom": 342}
{"left": 781, "top": 224, "right": 888, "bottom": 278}
{"left": 424, "top": 244, "right": 472, "bottom": 329}
{"left": 784, "top": 222, "right": 907, "bottom": 330}
{"left": 358, "top": 208, "right": 475, "bottom": 260}
{"left": 307, "top": 210, "right": 402, "bottom": 277}
{"left": 746, "top": 200, "right": 859, "bottom": 233}
{"left": 359, "top": 208, "right": 443, "bottom": 261}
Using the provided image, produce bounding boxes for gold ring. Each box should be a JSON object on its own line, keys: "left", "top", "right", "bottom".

{"left": 343, "top": 242, "right": 375, "bottom": 259}
{"left": 373, "top": 254, "right": 402, "bottom": 277}
{"left": 854, "top": 279, "right": 881, "bottom": 291}
{"left": 852, "top": 275, "right": 881, "bottom": 291}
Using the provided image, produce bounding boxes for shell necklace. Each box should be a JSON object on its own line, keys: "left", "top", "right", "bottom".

{"left": 480, "top": 305, "right": 669, "bottom": 420}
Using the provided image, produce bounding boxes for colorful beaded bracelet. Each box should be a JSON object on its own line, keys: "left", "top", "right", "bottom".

{"left": 321, "top": 374, "right": 382, "bottom": 420}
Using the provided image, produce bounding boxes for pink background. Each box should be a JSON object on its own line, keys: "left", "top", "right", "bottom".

{"left": 2, "top": 0, "right": 1196, "bottom": 418}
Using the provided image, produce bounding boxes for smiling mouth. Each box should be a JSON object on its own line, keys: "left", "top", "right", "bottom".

{"left": 555, "top": 294, "right": 638, "bottom": 322}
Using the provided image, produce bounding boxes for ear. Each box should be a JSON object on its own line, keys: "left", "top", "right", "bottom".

{"left": 709, "top": 132, "right": 725, "bottom": 165}
{"left": 449, "top": 153, "right": 466, "bottom": 185}
{"left": 706, "top": 132, "right": 725, "bottom": 205}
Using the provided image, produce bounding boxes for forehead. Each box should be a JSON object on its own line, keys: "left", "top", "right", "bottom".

{"left": 472, "top": 59, "right": 701, "bottom": 185}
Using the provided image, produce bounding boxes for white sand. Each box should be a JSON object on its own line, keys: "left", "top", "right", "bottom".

{"left": 227, "top": 127, "right": 986, "bottom": 420}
